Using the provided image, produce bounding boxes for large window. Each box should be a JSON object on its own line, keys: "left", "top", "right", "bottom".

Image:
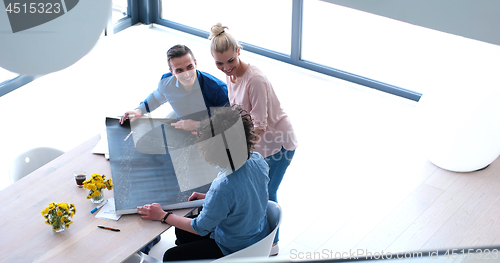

{"left": 5, "top": 0, "right": 497, "bottom": 100}
{"left": 160, "top": 0, "right": 292, "bottom": 55}
{"left": 156, "top": 0, "right": 421, "bottom": 100}
{"left": 153, "top": 0, "right": 500, "bottom": 101}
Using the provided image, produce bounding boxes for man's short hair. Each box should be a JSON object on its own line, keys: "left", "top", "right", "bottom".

{"left": 166, "top": 44, "right": 196, "bottom": 69}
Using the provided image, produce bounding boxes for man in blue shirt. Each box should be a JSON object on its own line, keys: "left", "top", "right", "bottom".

{"left": 120, "top": 44, "right": 229, "bottom": 132}
{"left": 121, "top": 45, "right": 229, "bottom": 255}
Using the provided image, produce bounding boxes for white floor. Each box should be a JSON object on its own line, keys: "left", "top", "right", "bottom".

{"left": 0, "top": 24, "right": 431, "bottom": 261}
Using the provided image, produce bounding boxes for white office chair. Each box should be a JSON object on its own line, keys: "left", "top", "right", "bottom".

{"left": 123, "top": 201, "right": 281, "bottom": 263}
{"left": 122, "top": 251, "right": 163, "bottom": 263}
{"left": 214, "top": 200, "right": 282, "bottom": 262}
{"left": 9, "top": 147, "right": 64, "bottom": 183}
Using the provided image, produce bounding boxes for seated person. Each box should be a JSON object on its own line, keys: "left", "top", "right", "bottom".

{"left": 137, "top": 105, "right": 270, "bottom": 261}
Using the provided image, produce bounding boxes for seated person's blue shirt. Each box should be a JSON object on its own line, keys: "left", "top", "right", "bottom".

{"left": 136, "top": 70, "right": 229, "bottom": 121}
{"left": 191, "top": 152, "right": 271, "bottom": 255}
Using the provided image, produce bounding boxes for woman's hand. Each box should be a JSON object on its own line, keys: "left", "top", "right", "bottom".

{"left": 137, "top": 203, "right": 167, "bottom": 221}
{"left": 120, "top": 109, "right": 143, "bottom": 124}
{"left": 188, "top": 192, "right": 206, "bottom": 201}
{"left": 137, "top": 203, "right": 197, "bottom": 235}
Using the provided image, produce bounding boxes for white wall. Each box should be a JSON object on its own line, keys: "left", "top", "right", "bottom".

{"left": 322, "top": 0, "right": 500, "bottom": 46}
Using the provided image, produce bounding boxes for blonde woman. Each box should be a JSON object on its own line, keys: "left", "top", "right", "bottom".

{"left": 208, "top": 23, "right": 298, "bottom": 255}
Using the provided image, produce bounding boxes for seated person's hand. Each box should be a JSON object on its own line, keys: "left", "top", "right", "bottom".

{"left": 188, "top": 192, "right": 206, "bottom": 201}
{"left": 120, "top": 109, "right": 142, "bottom": 125}
{"left": 171, "top": 119, "right": 200, "bottom": 131}
{"left": 137, "top": 203, "right": 165, "bottom": 221}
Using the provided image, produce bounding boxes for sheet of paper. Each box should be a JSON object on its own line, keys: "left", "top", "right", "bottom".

{"left": 95, "top": 198, "right": 122, "bottom": 221}
{"left": 92, "top": 130, "right": 109, "bottom": 159}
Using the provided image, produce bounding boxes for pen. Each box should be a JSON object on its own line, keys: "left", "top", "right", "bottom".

{"left": 124, "top": 131, "right": 135, "bottom": 141}
{"left": 97, "top": 226, "right": 120, "bottom": 232}
{"left": 98, "top": 225, "right": 120, "bottom": 232}
{"left": 90, "top": 199, "right": 108, "bottom": 214}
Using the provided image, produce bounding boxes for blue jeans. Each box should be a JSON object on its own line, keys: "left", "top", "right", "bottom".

{"left": 264, "top": 147, "right": 295, "bottom": 243}
{"left": 140, "top": 235, "right": 161, "bottom": 254}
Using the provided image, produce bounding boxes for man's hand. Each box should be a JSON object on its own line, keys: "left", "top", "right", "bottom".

{"left": 171, "top": 119, "right": 200, "bottom": 131}
{"left": 120, "top": 109, "right": 143, "bottom": 124}
{"left": 188, "top": 192, "right": 206, "bottom": 201}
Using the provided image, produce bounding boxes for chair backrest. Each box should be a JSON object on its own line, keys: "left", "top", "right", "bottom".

{"left": 9, "top": 147, "right": 64, "bottom": 183}
{"left": 214, "top": 200, "right": 282, "bottom": 262}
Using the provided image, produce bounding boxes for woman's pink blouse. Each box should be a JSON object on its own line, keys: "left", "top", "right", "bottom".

{"left": 227, "top": 64, "right": 298, "bottom": 158}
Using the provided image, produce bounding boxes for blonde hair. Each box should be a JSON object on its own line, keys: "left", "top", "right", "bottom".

{"left": 208, "top": 23, "right": 241, "bottom": 53}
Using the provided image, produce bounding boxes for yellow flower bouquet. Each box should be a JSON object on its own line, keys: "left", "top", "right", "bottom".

{"left": 41, "top": 202, "right": 76, "bottom": 232}
{"left": 83, "top": 173, "right": 113, "bottom": 203}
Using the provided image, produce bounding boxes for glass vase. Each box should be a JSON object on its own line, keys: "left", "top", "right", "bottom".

{"left": 52, "top": 223, "right": 65, "bottom": 233}
{"left": 90, "top": 189, "right": 104, "bottom": 204}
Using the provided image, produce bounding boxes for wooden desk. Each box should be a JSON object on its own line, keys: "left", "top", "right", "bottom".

{"left": 0, "top": 135, "right": 192, "bottom": 262}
